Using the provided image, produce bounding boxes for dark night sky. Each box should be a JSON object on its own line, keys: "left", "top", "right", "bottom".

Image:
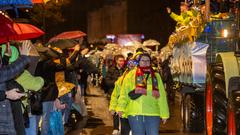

{"left": 79, "top": 0, "right": 180, "bottom": 45}
{"left": 43, "top": 0, "right": 180, "bottom": 45}
{"left": 5, "top": 0, "right": 181, "bottom": 45}
{"left": 127, "top": 0, "right": 180, "bottom": 46}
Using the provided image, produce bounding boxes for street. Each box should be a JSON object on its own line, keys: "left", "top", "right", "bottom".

{"left": 67, "top": 84, "right": 205, "bottom": 135}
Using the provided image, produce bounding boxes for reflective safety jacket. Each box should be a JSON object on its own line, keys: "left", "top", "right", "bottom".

{"left": 116, "top": 68, "right": 169, "bottom": 119}
{"left": 170, "top": 11, "right": 193, "bottom": 27}
{"left": 109, "top": 76, "right": 123, "bottom": 111}
{"left": 109, "top": 71, "right": 128, "bottom": 118}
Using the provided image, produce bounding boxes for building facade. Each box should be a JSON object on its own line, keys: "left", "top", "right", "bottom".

{"left": 87, "top": 0, "right": 179, "bottom": 45}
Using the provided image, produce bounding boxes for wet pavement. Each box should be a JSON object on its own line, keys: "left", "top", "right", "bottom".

{"left": 67, "top": 84, "right": 205, "bottom": 135}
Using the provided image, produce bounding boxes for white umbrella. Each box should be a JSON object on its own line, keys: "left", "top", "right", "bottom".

{"left": 143, "top": 39, "right": 160, "bottom": 46}
{"left": 105, "top": 43, "right": 119, "bottom": 49}
{"left": 124, "top": 41, "right": 142, "bottom": 47}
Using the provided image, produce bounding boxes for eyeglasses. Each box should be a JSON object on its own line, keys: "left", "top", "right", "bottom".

{"left": 140, "top": 60, "right": 150, "bottom": 62}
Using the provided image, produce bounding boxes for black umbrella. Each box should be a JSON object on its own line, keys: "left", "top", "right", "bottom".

{"left": 35, "top": 46, "right": 60, "bottom": 59}
{"left": 46, "top": 39, "right": 79, "bottom": 50}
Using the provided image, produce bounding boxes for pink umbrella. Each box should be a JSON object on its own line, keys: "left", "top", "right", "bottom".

{"left": 49, "top": 30, "right": 86, "bottom": 42}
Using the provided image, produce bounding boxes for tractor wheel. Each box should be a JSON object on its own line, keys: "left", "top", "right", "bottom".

{"left": 181, "top": 94, "right": 204, "bottom": 132}
{"left": 206, "top": 63, "right": 228, "bottom": 135}
{"left": 227, "top": 90, "right": 240, "bottom": 135}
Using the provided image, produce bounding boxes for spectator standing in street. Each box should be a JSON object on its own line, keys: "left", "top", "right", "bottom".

{"left": 1, "top": 41, "right": 44, "bottom": 135}
{"left": 34, "top": 51, "right": 63, "bottom": 135}
{"left": 105, "top": 54, "right": 126, "bottom": 97}
{"left": 117, "top": 53, "right": 169, "bottom": 135}
{"left": 0, "top": 41, "right": 31, "bottom": 135}
{"left": 105, "top": 54, "right": 125, "bottom": 135}
{"left": 109, "top": 59, "right": 137, "bottom": 135}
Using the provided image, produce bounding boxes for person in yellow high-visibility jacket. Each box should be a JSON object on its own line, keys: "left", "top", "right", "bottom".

{"left": 167, "top": 2, "right": 194, "bottom": 27}
{"left": 109, "top": 59, "right": 137, "bottom": 135}
{"left": 116, "top": 53, "right": 169, "bottom": 135}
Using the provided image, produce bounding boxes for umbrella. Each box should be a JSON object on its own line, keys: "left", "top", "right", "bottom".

{"left": 125, "top": 41, "right": 143, "bottom": 48}
{"left": 0, "top": 0, "right": 32, "bottom": 17}
{"left": 104, "top": 43, "right": 119, "bottom": 49}
{"left": 32, "top": 0, "right": 50, "bottom": 3}
{"left": 35, "top": 46, "right": 60, "bottom": 58}
{"left": 46, "top": 39, "right": 79, "bottom": 50}
{"left": 0, "top": 12, "right": 13, "bottom": 24}
{"left": 143, "top": 39, "right": 160, "bottom": 46}
{"left": 49, "top": 30, "right": 86, "bottom": 42}
{"left": 0, "top": 23, "right": 44, "bottom": 44}
{"left": 0, "top": 21, "right": 45, "bottom": 44}
{"left": 0, "top": 13, "right": 15, "bottom": 43}
{"left": 9, "top": 23, "right": 44, "bottom": 41}
{"left": 0, "top": 0, "right": 32, "bottom": 8}
{"left": 0, "top": 0, "right": 32, "bottom": 6}
{"left": 143, "top": 39, "right": 160, "bottom": 52}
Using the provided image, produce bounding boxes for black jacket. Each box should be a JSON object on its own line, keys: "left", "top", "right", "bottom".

{"left": 105, "top": 66, "right": 125, "bottom": 91}
{"left": 34, "top": 60, "right": 63, "bottom": 102}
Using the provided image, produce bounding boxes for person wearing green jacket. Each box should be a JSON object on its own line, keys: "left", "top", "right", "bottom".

{"left": 109, "top": 59, "right": 137, "bottom": 135}
{"left": 117, "top": 53, "right": 169, "bottom": 135}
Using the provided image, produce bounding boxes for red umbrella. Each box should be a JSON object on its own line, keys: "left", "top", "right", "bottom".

{"left": 49, "top": 30, "right": 86, "bottom": 42}
{"left": 32, "top": 0, "right": 49, "bottom": 3}
{"left": 10, "top": 23, "right": 45, "bottom": 41}
{"left": 0, "top": 12, "right": 45, "bottom": 44}
{"left": 0, "top": 23, "right": 45, "bottom": 44}
{"left": 32, "top": 0, "right": 44, "bottom": 3}
{"left": 0, "top": 13, "right": 15, "bottom": 43}
{"left": 0, "top": 22, "right": 45, "bottom": 44}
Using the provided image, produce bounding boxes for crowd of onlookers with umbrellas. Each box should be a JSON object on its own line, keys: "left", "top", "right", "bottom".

{"left": 0, "top": 11, "right": 100, "bottom": 135}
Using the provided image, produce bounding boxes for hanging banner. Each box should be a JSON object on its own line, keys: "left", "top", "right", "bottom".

{"left": 192, "top": 42, "right": 209, "bottom": 84}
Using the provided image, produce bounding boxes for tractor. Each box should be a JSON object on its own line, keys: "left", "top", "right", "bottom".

{"left": 168, "top": 2, "right": 240, "bottom": 135}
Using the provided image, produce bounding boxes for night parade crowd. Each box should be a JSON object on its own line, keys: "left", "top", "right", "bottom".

{"left": 0, "top": 0, "right": 238, "bottom": 135}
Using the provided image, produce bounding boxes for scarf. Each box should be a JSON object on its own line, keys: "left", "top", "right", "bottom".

{"left": 135, "top": 66, "right": 160, "bottom": 98}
